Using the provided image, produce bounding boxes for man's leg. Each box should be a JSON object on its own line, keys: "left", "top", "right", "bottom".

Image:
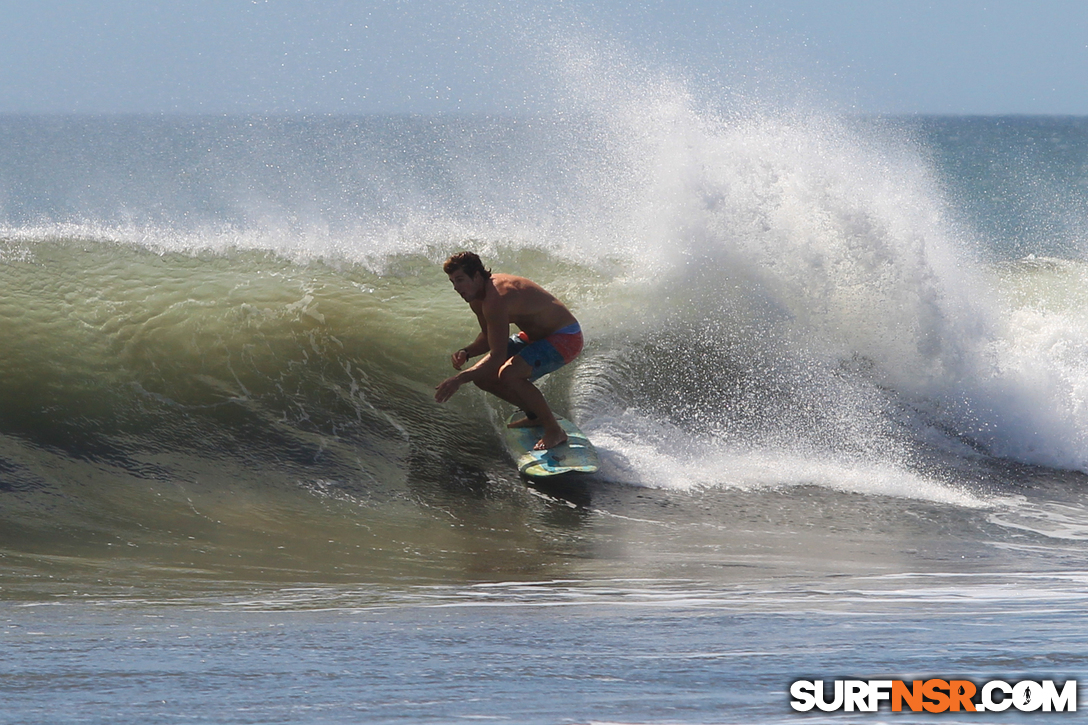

{"left": 497, "top": 357, "right": 567, "bottom": 450}
{"left": 472, "top": 371, "right": 530, "bottom": 411}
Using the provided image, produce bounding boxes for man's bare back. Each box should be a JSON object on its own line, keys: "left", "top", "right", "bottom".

{"left": 435, "top": 252, "right": 582, "bottom": 450}
{"left": 469, "top": 273, "right": 577, "bottom": 342}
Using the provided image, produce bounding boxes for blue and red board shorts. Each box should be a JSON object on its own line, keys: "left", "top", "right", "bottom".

{"left": 507, "top": 322, "right": 583, "bottom": 382}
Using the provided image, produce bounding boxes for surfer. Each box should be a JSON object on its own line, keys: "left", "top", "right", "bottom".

{"left": 434, "top": 251, "right": 583, "bottom": 450}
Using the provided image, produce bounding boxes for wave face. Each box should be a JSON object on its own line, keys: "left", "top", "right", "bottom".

{"left": 3, "top": 98, "right": 1088, "bottom": 587}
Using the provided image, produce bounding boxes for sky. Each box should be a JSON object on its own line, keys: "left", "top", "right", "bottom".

{"left": 1, "top": 0, "right": 1087, "bottom": 115}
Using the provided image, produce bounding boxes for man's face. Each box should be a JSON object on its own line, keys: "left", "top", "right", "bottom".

{"left": 447, "top": 269, "right": 481, "bottom": 302}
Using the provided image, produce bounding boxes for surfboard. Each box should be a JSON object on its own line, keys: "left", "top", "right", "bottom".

{"left": 503, "top": 413, "right": 599, "bottom": 478}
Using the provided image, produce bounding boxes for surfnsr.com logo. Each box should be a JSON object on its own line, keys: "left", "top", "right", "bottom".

{"left": 790, "top": 679, "right": 1077, "bottom": 713}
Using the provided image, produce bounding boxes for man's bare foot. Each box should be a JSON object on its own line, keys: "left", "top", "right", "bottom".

{"left": 508, "top": 414, "right": 540, "bottom": 429}
{"left": 533, "top": 427, "right": 568, "bottom": 450}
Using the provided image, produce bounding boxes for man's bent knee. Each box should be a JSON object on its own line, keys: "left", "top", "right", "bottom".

{"left": 498, "top": 357, "right": 532, "bottom": 385}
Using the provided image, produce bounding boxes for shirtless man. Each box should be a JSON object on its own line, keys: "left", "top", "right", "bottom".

{"left": 434, "top": 252, "right": 583, "bottom": 450}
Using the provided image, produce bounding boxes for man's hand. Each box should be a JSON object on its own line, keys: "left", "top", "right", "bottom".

{"left": 451, "top": 349, "right": 468, "bottom": 370}
{"left": 434, "top": 375, "right": 463, "bottom": 403}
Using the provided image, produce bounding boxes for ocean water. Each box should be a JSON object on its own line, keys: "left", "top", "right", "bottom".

{"left": 3, "top": 92, "right": 1088, "bottom": 720}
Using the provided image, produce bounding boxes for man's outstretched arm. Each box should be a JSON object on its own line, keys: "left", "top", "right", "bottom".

{"left": 435, "top": 307, "right": 510, "bottom": 403}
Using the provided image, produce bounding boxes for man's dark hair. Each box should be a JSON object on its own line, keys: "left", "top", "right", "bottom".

{"left": 443, "top": 251, "right": 491, "bottom": 279}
